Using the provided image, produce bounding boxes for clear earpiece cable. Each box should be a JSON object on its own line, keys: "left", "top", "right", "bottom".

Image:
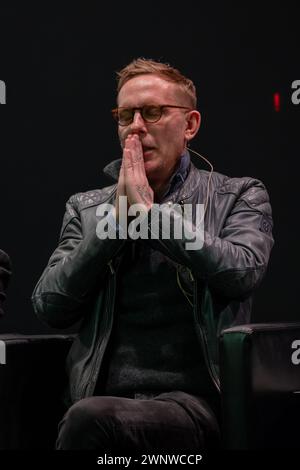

{"left": 187, "top": 146, "right": 214, "bottom": 221}
{"left": 176, "top": 147, "right": 214, "bottom": 306}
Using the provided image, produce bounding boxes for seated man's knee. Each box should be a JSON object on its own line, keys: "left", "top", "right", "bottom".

{"left": 56, "top": 396, "right": 119, "bottom": 449}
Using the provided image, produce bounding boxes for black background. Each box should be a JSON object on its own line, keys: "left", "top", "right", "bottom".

{"left": 0, "top": 2, "right": 299, "bottom": 333}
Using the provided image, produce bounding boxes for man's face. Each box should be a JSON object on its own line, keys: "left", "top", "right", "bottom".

{"left": 117, "top": 74, "right": 193, "bottom": 185}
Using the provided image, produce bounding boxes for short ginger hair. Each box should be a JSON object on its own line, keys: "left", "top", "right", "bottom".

{"left": 116, "top": 58, "right": 197, "bottom": 108}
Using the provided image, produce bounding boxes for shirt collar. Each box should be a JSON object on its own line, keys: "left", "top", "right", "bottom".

{"left": 161, "top": 149, "right": 191, "bottom": 200}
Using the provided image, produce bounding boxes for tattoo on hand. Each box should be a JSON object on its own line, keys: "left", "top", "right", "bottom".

{"left": 131, "top": 154, "right": 143, "bottom": 164}
{"left": 136, "top": 185, "right": 152, "bottom": 205}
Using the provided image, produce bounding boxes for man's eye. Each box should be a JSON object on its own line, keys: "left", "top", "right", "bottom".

{"left": 119, "top": 109, "right": 132, "bottom": 121}
{"left": 144, "top": 106, "right": 161, "bottom": 118}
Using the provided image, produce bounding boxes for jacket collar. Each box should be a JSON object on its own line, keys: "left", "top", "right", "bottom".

{"left": 103, "top": 158, "right": 122, "bottom": 182}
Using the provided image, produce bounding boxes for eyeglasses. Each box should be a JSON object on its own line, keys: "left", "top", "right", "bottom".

{"left": 111, "top": 104, "right": 192, "bottom": 126}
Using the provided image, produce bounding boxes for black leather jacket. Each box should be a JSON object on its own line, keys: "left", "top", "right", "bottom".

{"left": 32, "top": 158, "right": 274, "bottom": 404}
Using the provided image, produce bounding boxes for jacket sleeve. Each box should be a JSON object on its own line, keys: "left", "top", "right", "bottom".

{"left": 146, "top": 178, "right": 274, "bottom": 299}
{"left": 0, "top": 249, "right": 12, "bottom": 317}
{"left": 32, "top": 194, "right": 126, "bottom": 328}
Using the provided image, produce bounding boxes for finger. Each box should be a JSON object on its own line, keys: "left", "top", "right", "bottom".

{"left": 130, "top": 134, "right": 148, "bottom": 181}
{"left": 123, "top": 147, "right": 134, "bottom": 183}
{"left": 118, "top": 161, "right": 126, "bottom": 192}
{"left": 123, "top": 137, "right": 134, "bottom": 167}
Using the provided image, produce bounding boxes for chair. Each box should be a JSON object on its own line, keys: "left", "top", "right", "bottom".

{"left": 220, "top": 322, "right": 300, "bottom": 449}
{"left": 0, "top": 334, "right": 73, "bottom": 449}
{"left": 0, "top": 322, "right": 300, "bottom": 449}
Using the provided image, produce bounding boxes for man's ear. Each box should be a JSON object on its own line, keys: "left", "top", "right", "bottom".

{"left": 185, "top": 110, "right": 201, "bottom": 142}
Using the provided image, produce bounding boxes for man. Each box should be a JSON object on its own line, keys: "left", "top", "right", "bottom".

{"left": 32, "top": 58, "right": 274, "bottom": 452}
{"left": 0, "top": 249, "right": 11, "bottom": 318}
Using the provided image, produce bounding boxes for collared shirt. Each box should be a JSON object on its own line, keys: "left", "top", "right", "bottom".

{"left": 161, "top": 150, "right": 191, "bottom": 200}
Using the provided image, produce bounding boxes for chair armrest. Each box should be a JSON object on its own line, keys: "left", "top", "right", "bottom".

{"left": 219, "top": 322, "right": 300, "bottom": 449}
{"left": 0, "top": 333, "right": 74, "bottom": 449}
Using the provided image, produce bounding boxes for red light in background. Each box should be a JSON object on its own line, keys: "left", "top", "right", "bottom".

{"left": 273, "top": 92, "right": 280, "bottom": 112}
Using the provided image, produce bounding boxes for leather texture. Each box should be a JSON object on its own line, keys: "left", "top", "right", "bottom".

{"left": 0, "top": 334, "right": 74, "bottom": 449}
{"left": 32, "top": 155, "right": 274, "bottom": 404}
{"left": 220, "top": 322, "right": 300, "bottom": 449}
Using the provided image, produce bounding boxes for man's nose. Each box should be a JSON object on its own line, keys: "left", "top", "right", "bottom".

{"left": 130, "top": 110, "right": 147, "bottom": 132}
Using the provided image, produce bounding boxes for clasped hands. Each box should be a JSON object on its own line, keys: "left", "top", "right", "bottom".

{"left": 115, "top": 134, "right": 154, "bottom": 223}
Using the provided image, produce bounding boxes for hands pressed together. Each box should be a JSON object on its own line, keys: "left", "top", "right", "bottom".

{"left": 115, "top": 134, "right": 154, "bottom": 222}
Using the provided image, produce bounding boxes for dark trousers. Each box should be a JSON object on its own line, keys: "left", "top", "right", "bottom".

{"left": 56, "top": 390, "right": 220, "bottom": 452}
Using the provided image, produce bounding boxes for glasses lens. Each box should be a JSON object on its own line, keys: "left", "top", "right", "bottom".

{"left": 143, "top": 106, "right": 162, "bottom": 122}
{"left": 113, "top": 106, "right": 163, "bottom": 125}
{"left": 118, "top": 108, "right": 133, "bottom": 125}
